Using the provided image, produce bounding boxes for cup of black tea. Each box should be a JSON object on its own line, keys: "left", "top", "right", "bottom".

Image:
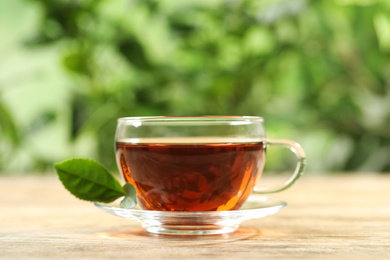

{"left": 115, "top": 116, "right": 305, "bottom": 212}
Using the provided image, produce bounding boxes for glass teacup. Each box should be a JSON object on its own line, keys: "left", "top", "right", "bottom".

{"left": 115, "top": 116, "right": 306, "bottom": 212}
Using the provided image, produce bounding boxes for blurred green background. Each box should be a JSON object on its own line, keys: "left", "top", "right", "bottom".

{"left": 1, "top": 0, "right": 389, "bottom": 174}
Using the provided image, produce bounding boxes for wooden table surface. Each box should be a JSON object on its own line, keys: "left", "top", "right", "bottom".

{"left": 0, "top": 174, "right": 389, "bottom": 259}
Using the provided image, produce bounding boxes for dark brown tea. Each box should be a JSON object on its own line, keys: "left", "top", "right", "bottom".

{"left": 116, "top": 139, "right": 265, "bottom": 211}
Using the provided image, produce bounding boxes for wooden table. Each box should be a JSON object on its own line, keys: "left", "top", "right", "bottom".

{"left": 1, "top": 174, "right": 389, "bottom": 259}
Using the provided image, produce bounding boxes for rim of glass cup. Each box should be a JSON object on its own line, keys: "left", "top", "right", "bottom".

{"left": 117, "top": 116, "right": 264, "bottom": 123}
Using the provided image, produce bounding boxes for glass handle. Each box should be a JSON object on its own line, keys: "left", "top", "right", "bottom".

{"left": 254, "top": 138, "right": 306, "bottom": 194}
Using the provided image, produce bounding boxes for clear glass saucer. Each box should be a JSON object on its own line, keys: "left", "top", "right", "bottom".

{"left": 94, "top": 195, "right": 286, "bottom": 236}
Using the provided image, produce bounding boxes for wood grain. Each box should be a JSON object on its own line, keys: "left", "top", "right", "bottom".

{"left": 0, "top": 174, "right": 389, "bottom": 259}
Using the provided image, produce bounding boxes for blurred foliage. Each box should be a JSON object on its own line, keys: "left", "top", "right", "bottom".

{"left": 0, "top": 0, "right": 390, "bottom": 173}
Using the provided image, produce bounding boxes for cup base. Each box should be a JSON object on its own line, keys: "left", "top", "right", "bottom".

{"left": 145, "top": 224, "right": 239, "bottom": 235}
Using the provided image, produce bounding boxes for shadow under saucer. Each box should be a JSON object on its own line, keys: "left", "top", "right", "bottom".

{"left": 96, "top": 227, "right": 260, "bottom": 246}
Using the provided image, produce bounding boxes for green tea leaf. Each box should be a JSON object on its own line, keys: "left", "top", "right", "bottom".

{"left": 54, "top": 158, "right": 125, "bottom": 203}
{"left": 120, "top": 183, "right": 137, "bottom": 209}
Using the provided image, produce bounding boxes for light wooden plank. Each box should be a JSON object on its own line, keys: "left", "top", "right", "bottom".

{"left": 0, "top": 174, "right": 389, "bottom": 259}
